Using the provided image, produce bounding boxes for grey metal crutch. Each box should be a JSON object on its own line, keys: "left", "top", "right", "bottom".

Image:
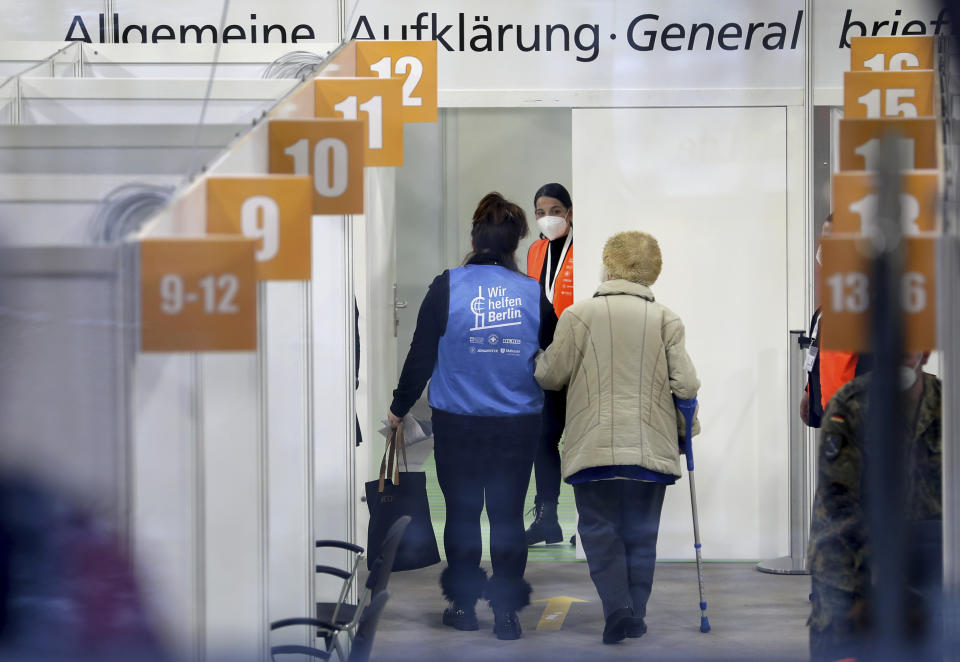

{"left": 674, "top": 395, "right": 711, "bottom": 633}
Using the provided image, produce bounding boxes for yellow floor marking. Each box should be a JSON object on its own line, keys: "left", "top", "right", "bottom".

{"left": 534, "top": 596, "right": 588, "bottom": 631}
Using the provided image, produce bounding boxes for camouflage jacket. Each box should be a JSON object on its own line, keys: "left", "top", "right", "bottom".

{"left": 808, "top": 372, "right": 942, "bottom": 599}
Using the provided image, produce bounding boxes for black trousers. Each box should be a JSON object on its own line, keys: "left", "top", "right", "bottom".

{"left": 573, "top": 480, "right": 667, "bottom": 619}
{"left": 432, "top": 409, "right": 539, "bottom": 608}
{"left": 532, "top": 388, "right": 566, "bottom": 503}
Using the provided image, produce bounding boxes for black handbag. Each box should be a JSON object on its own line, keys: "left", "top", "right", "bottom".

{"left": 365, "top": 425, "right": 440, "bottom": 571}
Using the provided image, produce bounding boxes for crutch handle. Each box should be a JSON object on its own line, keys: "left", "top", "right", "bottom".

{"left": 673, "top": 396, "right": 698, "bottom": 472}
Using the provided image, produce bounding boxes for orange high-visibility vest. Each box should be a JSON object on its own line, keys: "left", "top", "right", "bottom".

{"left": 527, "top": 238, "right": 574, "bottom": 317}
{"left": 819, "top": 349, "right": 859, "bottom": 411}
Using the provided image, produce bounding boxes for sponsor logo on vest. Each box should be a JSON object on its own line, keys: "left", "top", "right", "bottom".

{"left": 470, "top": 285, "right": 524, "bottom": 331}
{"left": 503, "top": 338, "right": 521, "bottom": 345}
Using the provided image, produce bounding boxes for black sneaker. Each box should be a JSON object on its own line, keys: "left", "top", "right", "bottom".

{"left": 442, "top": 605, "right": 479, "bottom": 631}
{"left": 602, "top": 608, "right": 633, "bottom": 644}
{"left": 492, "top": 609, "right": 522, "bottom": 640}
{"left": 626, "top": 616, "right": 647, "bottom": 638}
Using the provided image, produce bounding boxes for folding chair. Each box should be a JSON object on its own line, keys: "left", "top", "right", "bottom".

{"left": 269, "top": 590, "right": 391, "bottom": 662}
{"left": 314, "top": 516, "right": 410, "bottom": 635}
{"left": 271, "top": 516, "right": 411, "bottom": 656}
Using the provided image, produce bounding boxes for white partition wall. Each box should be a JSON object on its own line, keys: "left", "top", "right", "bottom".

{"left": 80, "top": 43, "right": 337, "bottom": 78}
{"left": 573, "top": 107, "right": 796, "bottom": 560}
{"left": 353, "top": 167, "right": 398, "bottom": 546}
{"left": 17, "top": 78, "right": 297, "bottom": 125}
{"left": 0, "top": 246, "right": 134, "bottom": 528}
{"left": 0, "top": 124, "right": 244, "bottom": 175}
{"left": 0, "top": 174, "right": 181, "bottom": 246}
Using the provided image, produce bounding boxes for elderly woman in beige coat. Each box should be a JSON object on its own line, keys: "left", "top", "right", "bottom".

{"left": 535, "top": 231, "right": 700, "bottom": 645}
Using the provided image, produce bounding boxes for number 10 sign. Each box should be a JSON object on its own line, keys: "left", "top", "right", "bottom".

{"left": 819, "top": 236, "right": 936, "bottom": 352}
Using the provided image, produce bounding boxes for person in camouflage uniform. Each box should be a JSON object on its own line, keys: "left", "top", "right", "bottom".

{"left": 807, "top": 353, "right": 942, "bottom": 661}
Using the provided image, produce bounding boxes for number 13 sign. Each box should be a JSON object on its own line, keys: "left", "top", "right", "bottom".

{"left": 820, "top": 236, "right": 936, "bottom": 352}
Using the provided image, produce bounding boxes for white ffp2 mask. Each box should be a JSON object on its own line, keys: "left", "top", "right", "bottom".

{"left": 537, "top": 215, "right": 569, "bottom": 241}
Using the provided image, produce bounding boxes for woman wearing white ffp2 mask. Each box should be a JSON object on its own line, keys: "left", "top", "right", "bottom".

{"left": 524, "top": 183, "right": 574, "bottom": 547}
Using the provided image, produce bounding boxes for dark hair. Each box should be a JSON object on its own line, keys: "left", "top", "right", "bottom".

{"left": 467, "top": 192, "right": 528, "bottom": 271}
{"left": 533, "top": 183, "right": 572, "bottom": 209}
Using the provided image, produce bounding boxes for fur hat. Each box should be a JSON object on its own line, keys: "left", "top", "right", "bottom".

{"left": 602, "top": 231, "right": 662, "bottom": 286}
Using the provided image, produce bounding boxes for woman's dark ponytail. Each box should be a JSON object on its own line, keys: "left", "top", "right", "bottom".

{"left": 466, "top": 192, "right": 528, "bottom": 271}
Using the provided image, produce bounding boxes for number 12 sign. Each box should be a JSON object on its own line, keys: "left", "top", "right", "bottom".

{"left": 357, "top": 41, "right": 438, "bottom": 123}
{"left": 140, "top": 237, "right": 258, "bottom": 352}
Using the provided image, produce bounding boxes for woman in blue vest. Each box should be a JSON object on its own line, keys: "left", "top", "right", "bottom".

{"left": 388, "top": 192, "right": 556, "bottom": 640}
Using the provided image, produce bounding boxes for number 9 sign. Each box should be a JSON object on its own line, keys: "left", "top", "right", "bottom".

{"left": 268, "top": 119, "right": 365, "bottom": 215}
{"left": 206, "top": 175, "right": 313, "bottom": 281}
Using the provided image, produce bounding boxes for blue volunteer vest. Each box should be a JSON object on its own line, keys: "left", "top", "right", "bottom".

{"left": 429, "top": 265, "right": 544, "bottom": 416}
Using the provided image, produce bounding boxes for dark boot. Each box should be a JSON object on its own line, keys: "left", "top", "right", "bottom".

{"left": 442, "top": 604, "right": 479, "bottom": 631}
{"left": 524, "top": 498, "right": 563, "bottom": 545}
{"left": 440, "top": 566, "right": 487, "bottom": 631}
{"left": 485, "top": 575, "right": 531, "bottom": 641}
{"left": 492, "top": 608, "right": 522, "bottom": 640}
{"left": 602, "top": 607, "right": 633, "bottom": 645}
{"left": 626, "top": 616, "right": 647, "bottom": 638}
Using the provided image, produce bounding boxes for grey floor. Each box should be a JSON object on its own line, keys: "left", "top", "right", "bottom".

{"left": 372, "top": 561, "right": 811, "bottom": 662}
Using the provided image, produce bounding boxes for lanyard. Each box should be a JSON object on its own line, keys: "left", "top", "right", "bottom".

{"left": 544, "top": 233, "right": 572, "bottom": 304}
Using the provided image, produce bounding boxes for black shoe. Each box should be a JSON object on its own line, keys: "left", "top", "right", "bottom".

{"left": 626, "top": 616, "right": 647, "bottom": 638}
{"left": 524, "top": 499, "right": 563, "bottom": 545}
{"left": 492, "top": 610, "right": 522, "bottom": 640}
{"left": 442, "top": 605, "right": 479, "bottom": 631}
{"left": 602, "top": 608, "right": 633, "bottom": 644}
{"left": 569, "top": 534, "right": 576, "bottom": 546}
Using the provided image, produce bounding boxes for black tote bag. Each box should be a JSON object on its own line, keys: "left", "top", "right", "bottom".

{"left": 365, "top": 425, "right": 440, "bottom": 571}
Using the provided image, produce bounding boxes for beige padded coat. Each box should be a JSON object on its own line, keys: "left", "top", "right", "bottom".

{"left": 534, "top": 279, "right": 701, "bottom": 480}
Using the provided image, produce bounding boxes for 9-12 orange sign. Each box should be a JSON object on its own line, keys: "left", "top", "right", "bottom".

{"left": 140, "top": 237, "right": 258, "bottom": 352}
